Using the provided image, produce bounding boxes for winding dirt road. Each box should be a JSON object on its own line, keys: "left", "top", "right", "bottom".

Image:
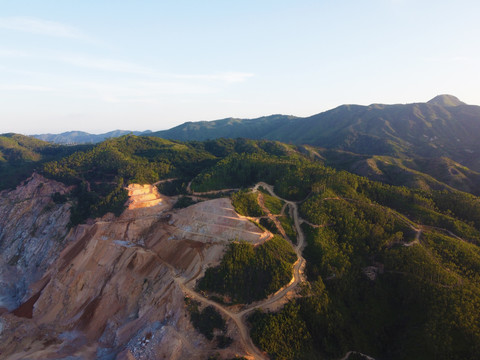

{"left": 186, "top": 180, "right": 240, "bottom": 196}
{"left": 253, "top": 182, "right": 307, "bottom": 287}
{"left": 172, "top": 181, "right": 309, "bottom": 359}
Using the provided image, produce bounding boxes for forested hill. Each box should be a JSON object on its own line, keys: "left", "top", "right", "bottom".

{"left": 0, "top": 133, "right": 88, "bottom": 190}
{"left": 151, "top": 114, "right": 298, "bottom": 141}
{"left": 32, "top": 129, "right": 152, "bottom": 144}
{"left": 152, "top": 95, "right": 480, "bottom": 171}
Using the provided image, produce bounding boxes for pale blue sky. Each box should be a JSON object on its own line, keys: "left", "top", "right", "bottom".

{"left": 1, "top": 0, "right": 479, "bottom": 134}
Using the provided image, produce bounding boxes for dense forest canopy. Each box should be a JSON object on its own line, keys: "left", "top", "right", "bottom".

{"left": 0, "top": 133, "right": 89, "bottom": 191}
{"left": 197, "top": 236, "right": 296, "bottom": 304}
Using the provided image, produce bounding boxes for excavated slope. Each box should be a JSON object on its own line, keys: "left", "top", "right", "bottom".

{"left": 0, "top": 179, "right": 267, "bottom": 359}
{"left": 0, "top": 173, "right": 71, "bottom": 312}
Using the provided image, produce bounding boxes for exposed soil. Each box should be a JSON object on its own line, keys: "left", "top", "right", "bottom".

{"left": 0, "top": 179, "right": 271, "bottom": 359}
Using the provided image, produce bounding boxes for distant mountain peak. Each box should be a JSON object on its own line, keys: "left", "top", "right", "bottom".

{"left": 427, "top": 94, "right": 466, "bottom": 107}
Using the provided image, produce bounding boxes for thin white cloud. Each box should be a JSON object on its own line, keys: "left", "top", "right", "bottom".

{"left": 0, "top": 16, "right": 88, "bottom": 40}
{"left": 0, "top": 47, "right": 254, "bottom": 84}
{"left": 138, "top": 81, "right": 217, "bottom": 95}
{"left": 0, "top": 48, "right": 29, "bottom": 57}
{"left": 60, "top": 56, "right": 254, "bottom": 82}
{"left": 0, "top": 84, "right": 55, "bottom": 91}
{"left": 76, "top": 80, "right": 217, "bottom": 103}
{"left": 424, "top": 56, "right": 475, "bottom": 64}
{"left": 60, "top": 55, "right": 156, "bottom": 75}
{"left": 174, "top": 72, "right": 254, "bottom": 83}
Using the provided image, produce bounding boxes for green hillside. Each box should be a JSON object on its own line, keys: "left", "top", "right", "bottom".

{"left": 0, "top": 133, "right": 86, "bottom": 190}
{"left": 152, "top": 96, "right": 480, "bottom": 172}
{"left": 151, "top": 115, "right": 297, "bottom": 141}
{"left": 312, "top": 148, "right": 480, "bottom": 196}
{"left": 184, "top": 146, "right": 480, "bottom": 359}
{"left": 32, "top": 129, "right": 152, "bottom": 144}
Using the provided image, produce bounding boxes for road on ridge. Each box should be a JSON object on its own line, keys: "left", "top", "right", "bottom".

{"left": 253, "top": 182, "right": 307, "bottom": 290}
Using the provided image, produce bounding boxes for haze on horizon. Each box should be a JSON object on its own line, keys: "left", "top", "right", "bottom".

{"left": 1, "top": 0, "right": 479, "bottom": 135}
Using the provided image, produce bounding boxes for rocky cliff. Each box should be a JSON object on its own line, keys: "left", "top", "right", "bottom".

{"left": 0, "top": 173, "right": 71, "bottom": 312}
{"left": 0, "top": 178, "right": 268, "bottom": 359}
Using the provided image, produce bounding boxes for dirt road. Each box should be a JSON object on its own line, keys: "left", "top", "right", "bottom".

{"left": 170, "top": 181, "right": 309, "bottom": 359}
{"left": 186, "top": 180, "right": 239, "bottom": 196}
{"left": 257, "top": 192, "right": 288, "bottom": 239}
{"left": 175, "top": 275, "right": 267, "bottom": 360}
{"left": 254, "top": 182, "right": 306, "bottom": 284}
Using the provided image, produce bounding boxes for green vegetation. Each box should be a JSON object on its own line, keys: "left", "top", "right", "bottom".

{"left": 278, "top": 214, "right": 296, "bottom": 243}
{"left": 208, "top": 355, "right": 247, "bottom": 360}
{"left": 259, "top": 189, "right": 285, "bottom": 214}
{"left": 41, "top": 135, "right": 216, "bottom": 225}
{"left": 347, "top": 354, "right": 370, "bottom": 360}
{"left": 259, "top": 217, "right": 280, "bottom": 235}
{"left": 231, "top": 190, "right": 264, "bottom": 217}
{"left": 0, "top": 133, "right": 87, "bottom": 191}
{"left": 185, "top": 298, "right": 226, "bottom": 341}
{"left": 249, "top": 166, "right": 480, "bottom": 359}
{"left": 173, "top": 196, "right": 198, "bottom": 209}
{"left": 156, "top": 178, "right": 187, "bottom": 195}
{"left": 197, "top": 236, "right": 296, "bottom": 303}
{"left": 52, "top": 192, "right": 68, "bottom": 204}
{"left": 152, "top": 97, "right": 480, "bottom": 173}
{"left": 191, "top": 152, "right": 335, "bottom": 201}
{"left": 318, "top": 149, "right": 480, "bottom": 196}
{"left": 38, "top": 136, "right": 304, "bottom": 225}
{"left": 216, "top": 335, "right": 233, "bottom": 349}
{"left": 42, "top": 135, "right": 216, "bottom": 186}
{"left": 249, "top": 303, "right": 314, "bottom": 360}
{"left": 186, "top": 140, "right": 480, "bottom": 358}
{"left": 68, "top": 180, "right": 128, "bottom": 226}
{"left": 357, "top": 181, "right": 480, "bottom": 243}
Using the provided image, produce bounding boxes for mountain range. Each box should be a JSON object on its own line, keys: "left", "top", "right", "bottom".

{"left": 32, "top": 95, "right": 480, "bottom": 169}
{"left": 24, "top": 94, "right": 480, "bottom": 195}
{"left": 153, "top": 94, "right": 480, "bottom": 170}
{"left": 32, "top": 129, "right": 152, "bottom": 144}
{"left": 152, "top": 94, "right": 480, "bottom": 195}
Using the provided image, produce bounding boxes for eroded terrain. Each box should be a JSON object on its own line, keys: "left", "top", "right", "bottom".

{"left": 0, "top": 178, "right": 270, "bottom": 359}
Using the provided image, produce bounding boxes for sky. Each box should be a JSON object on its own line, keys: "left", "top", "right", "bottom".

{"left": 1, "top": 0, "right": 479, "bottom": 134}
